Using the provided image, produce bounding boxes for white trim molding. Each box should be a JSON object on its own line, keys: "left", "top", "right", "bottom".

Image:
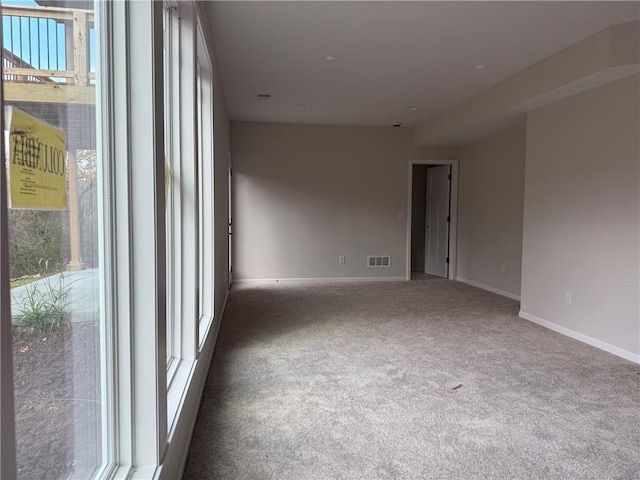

{"left": 157, "top": 287, "right": 228, "bottom": 480}
{"left": 233, "top": 277, "right": 408, "bottom": 285}
{"left": 111, "top": 0, "right": 167, "bottom": 472}
{"left": 519, "top": 311, "right": 640, "bottom": 364}
{"left": 456, "top": 276, "right": 521, "bottom": 301}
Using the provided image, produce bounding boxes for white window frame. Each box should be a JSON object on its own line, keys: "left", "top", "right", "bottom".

{"left": 109, "top": 1, "right": 168, "bottom": 477}
{"left": 108, "top": 0, "right": 205, "bottom": 474}
{"left": 196, "top": 23, "right": 215, "bottom": 348}
{"left": 164, "top": 2, "right": 180, "bottom": 370}
{"left": 95, "top": 1, "right": 117, "bottom": 477}
{"left": 1, "top": 1, "right": 219, "bottom": 478}
{"left": 162, "top": 1, "right": 202, "bottom": 433}
{"left": 162, "top": 0, "right": 201, "bottom": 389}
{"left": 175, "top": 2, "right": 199, "bottom": 366}
{"left": 162, "top": 2, "right": 199, "bottom": 378}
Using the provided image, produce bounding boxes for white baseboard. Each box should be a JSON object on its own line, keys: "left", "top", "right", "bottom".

{"left": 158, "top": 286, "right": 231, "bottom": 480}
{"left": 456, "top": 276, "right": 521, "bottom": 301}
{"left": 519, "top": 311, "right": 640, "bottom": 364}
{"left": 220, "top": 289, "right": 229, "bottom": 319}
{"left": 233, "top": 276, "right": 407, "bottom": 285}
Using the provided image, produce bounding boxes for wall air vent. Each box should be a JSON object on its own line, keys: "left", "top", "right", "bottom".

{"left": 367, "top": 256, "right": 391, "bottom": 267}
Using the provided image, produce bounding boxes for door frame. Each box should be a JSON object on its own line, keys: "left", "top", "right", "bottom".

{"left": 406, "top": 159, "right": 459, "bottom": 281}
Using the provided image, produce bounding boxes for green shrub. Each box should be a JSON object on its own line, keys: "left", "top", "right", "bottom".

{"left": 13, "top": 274, "right": 72, "bottom": 334}
{"left": 9, "top": 210, "right": 66, "bottom": 279}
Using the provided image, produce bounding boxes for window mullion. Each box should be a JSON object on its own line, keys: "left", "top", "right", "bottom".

{"left": 196, "top": 24, "right": 215, "bottom": 346}
{"left": 170, "top": 9, "right": 183, "bottom": 362}
{"left": 128, "top": 0, "right": 167, "bottom": 467}
{"left": 112, "top": 0, "right": 167, "bottom": 471}
{"left": 94, "top": 1, "right": 118, "bottom": 477}
{"left": 109, "top": 0, "right": 134, "bottom": 471}
{"left": 178, "top": 3, "right": 198, "bottom": 361}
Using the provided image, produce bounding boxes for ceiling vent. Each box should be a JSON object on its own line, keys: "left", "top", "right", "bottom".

{"left": 368, "top": 256, "right": 391, "bottom": 267}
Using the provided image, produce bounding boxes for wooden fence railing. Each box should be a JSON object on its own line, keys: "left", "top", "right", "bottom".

{"left": 1, "top": 4, "right": 95, "bottom": 103}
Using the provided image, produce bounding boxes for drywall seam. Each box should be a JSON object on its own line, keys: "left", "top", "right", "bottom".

{"left": 456, "top": 276, "right": 521, "bottom": 301}
{"left": 519, "top": 311, "right": 640, "bottom": 364}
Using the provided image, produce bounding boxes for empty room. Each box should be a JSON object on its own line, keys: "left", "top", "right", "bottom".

{"left": 0, "top": 1, "right": 637, "bottom": 480}
{"left": 182, "top": 2, "right": 639, "bottom": 479}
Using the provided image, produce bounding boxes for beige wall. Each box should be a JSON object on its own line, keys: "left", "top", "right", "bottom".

{"left": 231, "top": 121, "right": 456, "bottom": 280}
{"left": 457, "top": 126, "right": 526, "bottom": 297}
{"left": 521, "top": 74, "right": 640, "bottom": 358}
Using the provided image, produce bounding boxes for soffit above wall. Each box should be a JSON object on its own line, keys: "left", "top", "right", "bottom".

{"left": 207, "top": 1, "right": 639, "bottom": 133}
{"left": 414, "top": 20, "right": 640, "bottom": 147}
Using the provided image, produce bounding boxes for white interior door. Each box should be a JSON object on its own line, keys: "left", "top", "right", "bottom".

{"left": 424, "top": 165, "right": 450, "bottom": 278}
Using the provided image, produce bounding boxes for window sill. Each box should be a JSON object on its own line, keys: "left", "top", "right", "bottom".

{"left": 167, "top": 358, "right": 197, "bottom": 436}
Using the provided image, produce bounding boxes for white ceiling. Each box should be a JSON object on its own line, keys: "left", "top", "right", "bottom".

{"left": 207, "top": 1, "right": 640, "bottom": 128}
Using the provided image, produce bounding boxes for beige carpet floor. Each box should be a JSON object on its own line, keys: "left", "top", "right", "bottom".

{"left": 183, "top": 278, "right": 639, "bottom": 479}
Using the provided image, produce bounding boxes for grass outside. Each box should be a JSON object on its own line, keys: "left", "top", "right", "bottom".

{"left": 10, "top": 272, "right": 64, "bottom": 289}
{"left": 10, "top": 277, "right": 41, "bottom": 289}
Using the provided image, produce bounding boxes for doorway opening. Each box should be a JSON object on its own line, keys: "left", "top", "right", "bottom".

{"left": 406, "top": 160, "right": 458, "bottom": 281}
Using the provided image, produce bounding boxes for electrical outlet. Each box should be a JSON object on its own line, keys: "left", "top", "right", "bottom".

{"left": 565, "top": 291, "right": 572, "bottom": 304}
{"left": 339, "top": 255, "right": 346, "bottom": 264}
{"left": 500, "top": 264, "right": 506, "bottom": 274}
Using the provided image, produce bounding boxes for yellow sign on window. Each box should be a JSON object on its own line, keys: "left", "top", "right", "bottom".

{"left": 6, "top": 106, "right": 67, "bottom": 210}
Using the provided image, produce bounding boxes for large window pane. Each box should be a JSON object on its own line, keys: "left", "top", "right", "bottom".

{"left": 196, "top": 25, "right": 213, "bottom": 344}
{"left": 163, "top": 3, "right": 175, "bottom": 366}
{"left": 2, "top": 1, "right": 108, "bottom": 478}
